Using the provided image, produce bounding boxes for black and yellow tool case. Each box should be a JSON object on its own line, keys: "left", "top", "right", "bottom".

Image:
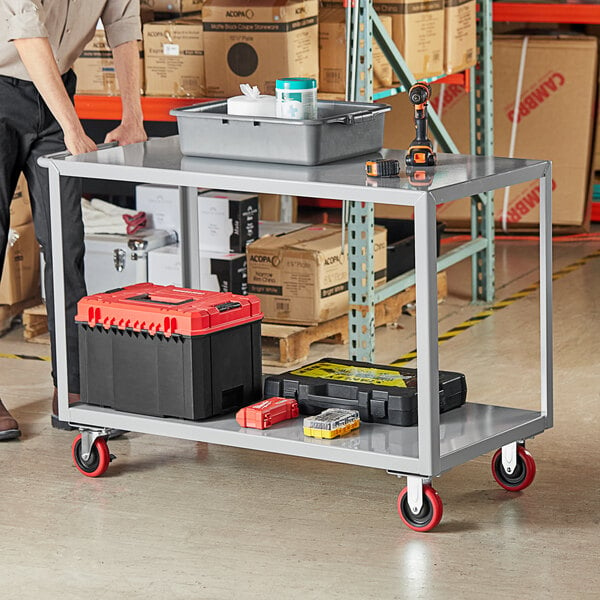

{"left": 263, "top": 358, "right": 467, "bottom": 427}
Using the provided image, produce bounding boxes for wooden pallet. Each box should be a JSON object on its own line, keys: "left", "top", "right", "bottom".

{"left": 23, "top": 304, "right": 49, "bottom": 343}
{"left": 261, "top": 272, "right": 447, "bottom": 367}
{"left": 0, "top": 296, "right": 42, "bottom": 337}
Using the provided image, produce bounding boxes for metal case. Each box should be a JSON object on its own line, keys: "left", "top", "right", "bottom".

{"left": 84, "top": 229, "right": 177, "bottom": 295}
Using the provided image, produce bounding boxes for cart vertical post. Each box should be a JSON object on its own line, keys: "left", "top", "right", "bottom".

{"left": 414, "top": 192, "right": 441, "bottom": 476}
{"left": 180, "top": 185, "right": 201, "bottom": 289}
{"left": 47, "top": 163, "right": 70, "bottom": 421}
{"left": 540, "top": 164, "right": 553, "bottom": 427}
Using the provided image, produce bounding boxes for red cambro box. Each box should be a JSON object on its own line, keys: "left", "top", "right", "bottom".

{"left": 75, "top": 283, "right": 263, "bottom": 420}
{"left": 236, "top": 397, "right": 299, "bottom": 429}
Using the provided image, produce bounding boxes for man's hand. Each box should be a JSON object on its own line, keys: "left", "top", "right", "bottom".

{"left": 64, "top": 130, "right": 97, "bottom": 156}
{"left": 104, "top": 121, "right": 147, "bottom": 146}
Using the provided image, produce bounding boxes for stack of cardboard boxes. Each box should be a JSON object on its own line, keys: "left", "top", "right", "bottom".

{"left": 381, "top": 34, "right": 598, "bottom": 231}
{"left": 74, "top": 0, "right": 477, "bottom": 99}
{"left": 247, "top": 224, "right": 387, "bottom": 325}
{"left": 0, "top": 176, "right": 41, "bottom": 328}
{"left": 139, "top": 185, "right": 259, "bottom": 294}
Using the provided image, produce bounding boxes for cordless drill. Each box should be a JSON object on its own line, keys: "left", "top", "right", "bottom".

{"left": 405, "top": 82, "right": 437, "bottom": 168}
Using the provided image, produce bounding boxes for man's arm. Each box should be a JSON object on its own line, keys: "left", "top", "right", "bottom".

{"left": 13, "top": 37, "right": 97, "bottom": 155}
{"left": 105, "top": 40, "right": 147, "bottom": 146}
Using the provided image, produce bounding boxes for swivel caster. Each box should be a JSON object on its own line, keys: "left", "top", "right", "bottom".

{"left": 72, "top": 430, "right": 115, "bottom": 478}
{"left": 492, "top": 443, "right": 536, "bottom": 492}
{"left": 397, "top": 476, "right": 443, "bottom": 532}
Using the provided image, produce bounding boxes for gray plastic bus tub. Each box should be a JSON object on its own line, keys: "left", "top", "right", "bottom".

{"left": 170, "top": 100, "right": 391, "bottom": 165}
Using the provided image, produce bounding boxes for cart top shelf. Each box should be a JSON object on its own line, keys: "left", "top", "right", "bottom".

{"left": 41, "top": 136, "right": 549, "bottom": 207}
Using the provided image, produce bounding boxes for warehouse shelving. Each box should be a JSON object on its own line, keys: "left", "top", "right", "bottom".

{"left": 74, "top": 2, "right": 496, "bottom": 364}
{"left": 74, "top": 95, "right": 209, "bottom": 122}
{"left": 493, "top": 2, "right": 600, "bottom": 24}
{"left": 344, "top": 0, "right": 495, "bottom": 362}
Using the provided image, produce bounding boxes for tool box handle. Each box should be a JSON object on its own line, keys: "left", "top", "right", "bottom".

{"left": 215, "top": 301, "right": 242, "bottom": 312}
{"left": 127, "top": 293, "right": 194, "bottom": 307}
{"left": 299, "top": 390, "right": 371, "bottom": 421}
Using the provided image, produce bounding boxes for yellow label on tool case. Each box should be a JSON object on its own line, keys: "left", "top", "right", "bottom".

{"left": 291, "top": 362, "right": 408, "bottom": 388}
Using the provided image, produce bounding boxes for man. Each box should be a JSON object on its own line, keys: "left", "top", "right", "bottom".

{"left": 0, "top": 0, "right": 147, "bottom": 440}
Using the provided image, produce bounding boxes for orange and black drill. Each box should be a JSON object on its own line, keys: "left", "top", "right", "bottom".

{"left": 405, "top": 82, "right": 437, "bottom": 168}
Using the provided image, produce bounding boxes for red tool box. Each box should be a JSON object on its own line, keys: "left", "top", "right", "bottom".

{"left": 236, "top": 397, "right": 299, "bottom": 429}
{"left": 75, "top": 284, "right": 263, "bottom": 420}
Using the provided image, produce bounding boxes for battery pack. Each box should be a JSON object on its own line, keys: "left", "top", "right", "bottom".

{"left": 264, "top": 358, "right": 467, "bottom": 427}
{"left": 236, "top": 397, "right": 299, "bottom": 429}
{"left": 303, "top": 409, "right": 360, "bottom": 439}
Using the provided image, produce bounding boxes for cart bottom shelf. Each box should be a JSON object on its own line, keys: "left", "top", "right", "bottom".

{"left": 67, "top": 402, "right": 548, "bottom": 476}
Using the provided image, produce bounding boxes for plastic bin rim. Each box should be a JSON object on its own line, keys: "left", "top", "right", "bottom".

{"left": 170, "top": 100, "right": 392, "bottom": 126}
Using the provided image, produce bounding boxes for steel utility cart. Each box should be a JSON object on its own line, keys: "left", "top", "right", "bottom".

{"left": 40, "top": 138, "right": 553, "bottom": 532}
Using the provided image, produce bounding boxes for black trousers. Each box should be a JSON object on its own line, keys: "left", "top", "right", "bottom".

{"left": 0, "top": 70, "right": 86, "bottom": 393}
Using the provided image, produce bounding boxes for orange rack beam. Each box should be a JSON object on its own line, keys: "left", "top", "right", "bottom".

{"left": 493, "top": 2, "right": 600, "bottom": 25}
{"left": 75, "top": 95, "right": 213, "bottom": 122}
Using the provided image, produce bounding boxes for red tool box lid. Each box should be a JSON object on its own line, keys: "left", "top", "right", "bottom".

{"left": 75, "top": 283, "right": 262, "bottom": 337}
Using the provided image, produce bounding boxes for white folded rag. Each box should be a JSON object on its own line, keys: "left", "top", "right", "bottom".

{"left": 82, "top": 198, "right": 145, "bottom": 235}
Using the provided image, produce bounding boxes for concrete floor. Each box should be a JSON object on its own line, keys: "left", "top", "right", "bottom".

{"left": 0, "top": 237, "right": 599, "bottom": 599}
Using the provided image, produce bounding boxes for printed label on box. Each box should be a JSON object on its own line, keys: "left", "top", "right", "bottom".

{"left": 163, "top": 44, "right": 180, "bottom": 56}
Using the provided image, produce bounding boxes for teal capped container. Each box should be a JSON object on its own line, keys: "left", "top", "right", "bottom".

{"left": 275, "top": 77, "right": 318, "bottom": 120}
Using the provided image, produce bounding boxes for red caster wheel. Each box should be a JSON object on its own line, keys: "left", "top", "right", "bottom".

{"left": 397, "top": 484, "right": 443, "bottom": 532}
{"left": 492, "top": 445, "right": 536, "bottom": 492}
{"left": 72, "top": 434, "right": 110, "bottom": 478}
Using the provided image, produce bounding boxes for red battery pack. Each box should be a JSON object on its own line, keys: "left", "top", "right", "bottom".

{"left": 236, "top": 397, "right": 299, "bottom": 429}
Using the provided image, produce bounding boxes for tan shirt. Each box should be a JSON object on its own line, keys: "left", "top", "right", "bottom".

{"left": 0, "top": 0, "right": 141, "bottom": 81}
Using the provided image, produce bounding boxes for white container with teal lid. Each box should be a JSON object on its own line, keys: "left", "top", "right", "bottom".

{"left": 275, "top": 77, "right": 318, "bottom": 120}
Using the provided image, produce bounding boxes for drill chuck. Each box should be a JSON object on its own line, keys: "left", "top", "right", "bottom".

{"left": 409, "top": 82, "right": 432, "bottom": 106}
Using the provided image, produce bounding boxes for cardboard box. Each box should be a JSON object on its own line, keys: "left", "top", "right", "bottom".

{"left": 258, "top": 194, "right": 298, "bottom": 222}
{"left": 319, "top": 6, "right": 392, "bottom": 94}
{"left": 10, "top": 174, "right": 32, "bottom": 228}
{"left": 198, "top": 190, "right": 259, "bottom": 253}
{"left": 144, "top": 17, "right": 205, "bottom": 97}
{"left": 202, "top": 0, "right": 319, "bottom": 98}
{"left": 145, "top": 0, "right": 204, "bottom": 19}
{"left": 148, "top": 243, "right": 247, "bottom": 294}
{"left": 444, "top": 0, "right": 476, "bottom": 74}
{"left": 259, "top": 220, "right": 309, "bottom": 237}
{"left": 0, "top": 223, "right": 41, "bottom": 306}
{"left": 136, "top": 184, "right": 181, "bottom": 234}
{"left": 136, "top": 184, "right": 212, "bottom": 236}
{"left": 379, "top": 36, "right": 598, "bottom": 230}
{"left": 593, "top": 109, "right": 600, "bottom": 175}
{"left": 74, "top": 29, "right": 145, "bottom": 95}
{"left": 247, "top": 223, "right": 387, "bottom": 324}
{"left": 375, "top": 0, "right": 445, "bottom": 80}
